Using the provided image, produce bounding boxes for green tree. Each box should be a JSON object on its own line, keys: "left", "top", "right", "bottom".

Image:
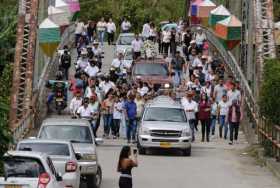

{"left": 259, "top": 59, "right": 280, "bottom": 124}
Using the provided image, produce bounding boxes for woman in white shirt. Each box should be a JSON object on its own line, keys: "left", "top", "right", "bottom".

{"left": 107, "top": 18, "right": 116, "bottom": 45}
{"left": 97, "top": 17, "right": 107, "bottom": 46}
{"left": 162, "top": 28, "right": 171, "bottom": 55}
{"left": 113, "top": 96, "right": 123, "bottom": 138}
{"left": 218, "top": 95, "right": 230, "bottom": 139}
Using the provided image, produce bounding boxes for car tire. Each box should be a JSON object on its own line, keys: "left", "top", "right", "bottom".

{"left": 93, "top": 166, "right": 102, "bottom": 188}
{"left": 183, "top": 147, "right": 191, "bottom": 156}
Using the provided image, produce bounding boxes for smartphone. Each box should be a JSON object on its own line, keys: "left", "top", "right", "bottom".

{"left": 133, "top": 149, "right": 138, "bottom": 154}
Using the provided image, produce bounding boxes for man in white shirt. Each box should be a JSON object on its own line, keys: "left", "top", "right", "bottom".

{"left": 97, "top": 17, "right": 107, "bottom": 46}
{"left": 218, "top": 94, "right": 230, "bottom": 139}
{"left": 181, "top": 92, "right": 198, "bottom": 142}
{"left": 162, "top": 28, "right": 171, "bottom": 55}
{"left": 121, "top": 18, "right": 131, "bottom": 33}
{"left": 69, "top": 91, "right": 83, "bottom": 117}
{"left": 77, "top": 98, "right": 93, "bottom": 118}
{"left": 75, "top": 20, "right": 85, "bottom": 46}
{"left": 142, "top": 22, "right": 150, "bottom": 40}
{"left": 85, "top": 60, "right": 100, "bottom": 78}
{"left": 214, "top": 79, "right": 227, "bottom": 103}
{"left": 195, "top": 27, "right": 206, "bottom": 51}
{"left": 76, "top": 50, "right": 89, "bottom": 71}
{"left": 227, "top": 83, "right": 241, "bottom": 105}
{"left": 107, "top": 18, "right": 116, "bottom": 45}
{"left": 131, "top": 34, "right": 143, "bottom": 60}
{"left": 111, "top": 53, "right": 124, "bottom": 71}
{"left": 99, "top": 77, "right": 116, "bottom": 95}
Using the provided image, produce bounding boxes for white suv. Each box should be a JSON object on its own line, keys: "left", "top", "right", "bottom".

{"left": 0, "top": 151, "right": 66, "bottom": 188}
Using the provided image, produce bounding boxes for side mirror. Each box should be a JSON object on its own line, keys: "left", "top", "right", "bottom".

{"left": 56, "top": 173, "right": 63, "bottom": 182}
{"left": 95, "top": 138, "right": 104, "bottom": 145}
{"left": 75, "top": 153, "right": 82, "bottom": 160}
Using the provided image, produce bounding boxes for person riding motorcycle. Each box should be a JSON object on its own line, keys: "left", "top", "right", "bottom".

{"left": 46, "top": 71, "right": 69, "bottom": 113}
{"left": 92, "top": 41, "right": 103, "bottom": 68}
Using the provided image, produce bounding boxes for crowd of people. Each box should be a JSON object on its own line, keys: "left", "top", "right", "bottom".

{"left": 53, "top": 17, "right": 244, "bottom": 148}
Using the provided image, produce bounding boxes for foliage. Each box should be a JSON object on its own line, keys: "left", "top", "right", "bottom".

{"left": 0, "top": 0, "right": 16, "bottom": 174}
{"left": 259, "top": 59, "right": 280, "bottom": 125}
{"left": 274, "top": 1, "right": 280, "bottom": 21}
{"left": 79, "top": 0, "right": 185, "bottom": 32}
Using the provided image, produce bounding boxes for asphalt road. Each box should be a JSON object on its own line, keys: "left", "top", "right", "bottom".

{"left": 44, "top": 43, "right": 280, "bottom": 188}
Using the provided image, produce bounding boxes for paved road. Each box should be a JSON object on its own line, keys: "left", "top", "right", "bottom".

{"left": 45, "top": 43, "right": 280, "bottom": 188}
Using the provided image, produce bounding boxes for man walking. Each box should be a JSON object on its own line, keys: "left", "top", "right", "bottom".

{"left": 121, "top": 18, "right": 131, "bottom": 33}
{"left": 170, "top": 51, "right": 186, "bottom": 87}
{"left": 131, "top": 34, "right": 143, "bottom": 60}
{"left": 124, "top": 94, "right": 137, "bottom": 143}
{"left": 228, "top": 99, "right": 241, "bottom": 145}
{"left": 107, "top": 18, "right": 116, "bottom": 45}
{"left": 60, "top": 47, "right": 71, "bottom": 80}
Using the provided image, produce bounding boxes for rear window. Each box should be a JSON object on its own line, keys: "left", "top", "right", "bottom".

{"left": 4, "top": 157, "right": 45, "bottom": 178}
{"left": 18, "top": 143, "right": 70, "bottom": 156}
{"left": 117, "top": 35, "right": 135, "bottom": 45}
{"left": 133, "top": 63, "right": 168, "bottom": 76}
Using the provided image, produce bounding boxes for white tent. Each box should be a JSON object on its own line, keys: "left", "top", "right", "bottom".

{"left": 48, "top": 5, "right": 70, "bottom": 26}
{"left": 55, "top": 0, "right": 71, "bottom": 17}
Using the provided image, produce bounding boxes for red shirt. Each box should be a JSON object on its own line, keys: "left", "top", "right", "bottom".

{"left": 198, "top": 101, "right": 211, "bottom": 120}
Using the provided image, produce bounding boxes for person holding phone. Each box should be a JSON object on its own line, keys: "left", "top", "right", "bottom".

{"left": 118, "top": 146, "right": 138, "bottom": 188}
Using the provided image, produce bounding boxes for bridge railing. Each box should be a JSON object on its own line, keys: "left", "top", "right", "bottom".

{"left": 193, "top": 26, "right": 280, "bottom": 161}
{"left": 11, "top": 24, "right": 75, "bottom": 143}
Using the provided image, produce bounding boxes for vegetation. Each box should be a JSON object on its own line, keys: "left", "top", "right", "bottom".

{"left": 0, "top": 0, "right": 17, "bottom": 174}
{"left": 259, "top": 59, "right": 280, "bottom": 125}
{"left": 79, "top": 0, "right": 185, "bottom": 32}
{"left": 274, "top": 1, "right": 280, "bottom": 21}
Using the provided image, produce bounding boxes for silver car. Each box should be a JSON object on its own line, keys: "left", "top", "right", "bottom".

{"left": 37, "top": 118, "right": 103, "bottom": 188}
{"left": 115, "top": 33, "right": 136, "bottom": 55}
{"left": 16, "top": 139, "right": 80, "bottom": 188}
{"left": 137, "top": 96, "right": 192, "bottom": 156}
{"left": 0, "top": 151, "right": 65, "bottom": 188}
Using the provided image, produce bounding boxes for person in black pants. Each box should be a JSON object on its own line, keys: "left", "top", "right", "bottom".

{"left": 198, "top": 93, "right": 211, "bottom": 142}
{"left": 228, "top": 99, "right": 241, "bottom": 145}
{"left": 118, "top": 146, "right": 138, "bottom": 188}
{"left": 60, "top": 46, "right": 71, "bottom": 80}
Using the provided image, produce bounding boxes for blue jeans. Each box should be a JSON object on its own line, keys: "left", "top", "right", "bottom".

{"left": 210, "top": 115, "right": 217, "bottom": 135}
{"left": 103, "top": 114, "right": 113, "bottom": 136}
{"left": 126, "top": 119, "right": 136, "bottom": 141}
{"left": 189, "top": 119, "right": 196, "bottom": 142}
{"left": 174, "top": 70, "right": 183, "bottom": 87}
{"left": 98, "top": 31, "right": 105, "bottom": 46}
{"left": 219, "top": 115, "right": 228, "bottom": 139}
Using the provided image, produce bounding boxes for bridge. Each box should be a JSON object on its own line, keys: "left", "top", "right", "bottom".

{"left": 7, "top": 0, "right": 280, "bottom": 180}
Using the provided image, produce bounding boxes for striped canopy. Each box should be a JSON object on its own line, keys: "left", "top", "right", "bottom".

{"left": 48, "top": 5, "right": 70, "bottom": 26}
{"left": 198, "top": 0, "right": 216, "bottom": 18}
{"left": 66, "top": 0, "right": 80, "bottom": 13}
{"left": 208, "top": 5, "right": 230, "bottom": 27}
{"left": 215, "top": 15, "right": 242, "bottom": 40}
{"left": 55, "top": 0, "right": 71, "bottom": 17}
{"left": 190, "top": 0, "right": 203, "bottom": 16}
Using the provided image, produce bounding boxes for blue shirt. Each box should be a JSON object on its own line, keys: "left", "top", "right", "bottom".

{"left": 124, "top": 100, "right": 137, "bottom": 119}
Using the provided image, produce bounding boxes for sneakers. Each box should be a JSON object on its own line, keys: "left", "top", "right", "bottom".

{"left": 229, "top": 141, "right": 233, "bottom": 145}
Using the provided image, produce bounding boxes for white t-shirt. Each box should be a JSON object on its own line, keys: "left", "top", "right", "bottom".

{"left": 192, "top": 57, "right": 202, "bottom": 68}
{"left": 214, "top": 84, "right": 227, "bottom": 102}
{"left": 76, "top": 58, "right": 89, "bottom": 70}
{"left": 195, "top": 33, "right": 206, "bottom": 45}
{"left": 201, "top": 86, "right": 212, "bottom": 98}
{"left": 111, "top": 58, "right": 122, "bottom": 68}
{"left": 107, "top": 22, "right": 116, "bottom": 33}
{"left": 113, "top": 102, "right": 123, "bottom": 119}
{"left": 142, "top": 23, "right": 151, "bottom": 38}
{"left": 132, "top": 39, "right": 143, "bottom": 52}
{"left": 97, "top": 21, "right": 107, "bottom": 31}
{"left": 99, "top": 81, "right": 115, "bottom": 94}
{"left": 75, "top": 22, "right": 84, "bottom": 34}
{"left": 227, "top": 89, "right": 241, "bottom": 105}
{"left": 162, "top": 31, "right": 171, "bottom": 43}
{"left": 181, "top": 98, "right": 198, "bottom": 120}
{"left": 137, "top": 86, "right": 149, "bottom": 96}
{"left": 77, "top": 106, "right": 93, "bottom": 117}
{"left": 85, "top": 65, "right": 99, "bottom": 77}
{"left": 69, "top": 97, "right": 83, "bottom": 114}
{"left": 218, "top": 101, "right": 230, "bottom": 116}
{"left": 121, "top": 21, "right": 131, "bottom": 31}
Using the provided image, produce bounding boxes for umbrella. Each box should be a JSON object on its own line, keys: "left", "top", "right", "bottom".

{"left": 215, "top": 15, "right": 242, "bottom": 40}
{"left": 161, "top": 23, "right": 178, "bottom": 31}
{"left": 39, "top": 18, "right": 61, "bottom": 57}
{"left": 208, "top": 5, "right": 230, "bottom": 28}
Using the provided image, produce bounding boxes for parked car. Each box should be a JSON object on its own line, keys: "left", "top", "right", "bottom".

{"left": 0, "top": 151, "right": 67, "bottom": 188}
{"left": 37, "top": 118, "right": 103, "bottom": 188}
{"left": 137, "top": 96, "right": 192, "bottom": 156}
{"left": 16, "top": 139, "right": 80, "bottom": 188}
{"left": 131, "top": 58, "right": 173, "bottom": 90}
{"left": 115, "top": 33, "right": 136, "bottom": 55}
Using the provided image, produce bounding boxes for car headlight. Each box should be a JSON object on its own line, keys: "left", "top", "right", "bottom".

{"left": 164, "top": 83, "right": 170, "bottom": 88}
{"left": 140, "top": 127, "right": 150, "bottom": 135}
{"left": 82, "top": 154, "right": 97, "bottom": 161}
{"left": 181, "top": 128, "right": 191, "bottom": 137}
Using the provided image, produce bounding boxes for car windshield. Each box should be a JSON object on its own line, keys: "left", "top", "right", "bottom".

{"left": 4, "top": 157, "right": 45, "bottom": 178}
{"left": 118, "top": 35, "right": 135, "bottom": 45}
{"left": 134, "top": 63, "right": 168, "bottom": 76}
{"left": 18, "top": 143, "right": 70, "bottom": 156}
{"left": 144, "top": 107, "right": 187, "bottom": 122}
{"left": 125, "top": 50, "right": 133, "bottom": 60}
{"left": 39, "top": 125, "right": 93, "bottom": 143}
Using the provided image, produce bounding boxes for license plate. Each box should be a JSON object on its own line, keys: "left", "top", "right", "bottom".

{"left": 5, "top": 185, "right": 22, "bottom": 188}
{"left": 160, "top": 142, "right": 171, "bottom": 148}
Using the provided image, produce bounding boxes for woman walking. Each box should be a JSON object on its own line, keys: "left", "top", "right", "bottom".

{"left": 118, "top": 146, "right": 138, "bottom": 188}
{"left": 198, "top": 93, "right": 211, "bottom": 142}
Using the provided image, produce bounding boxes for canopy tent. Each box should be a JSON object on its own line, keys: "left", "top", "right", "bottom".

{"left": 215, "top": 15, "right": 242, "bottom": 40}
{"left": 198, "top": 0, "right": 216, "bottom": 18}
{"left": 190, "top": 0, "right": 203, "bottom": 16}
{"left": 65, "top": 0, "right": 80, "bottom": 21}
{"left": 208, "top": 5, "right": 230, "bottom": 28}
{"left": 55, "top": 0, "right": 71, "bottom": 17}
{"left": 218, "top": 38, "right": 240, "bottom": 50}
{"left": 39, "top": 18, "right": 61, "bottom": 57}
{"left": 48, "top": 6, "right": 70, "bottom": 26}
